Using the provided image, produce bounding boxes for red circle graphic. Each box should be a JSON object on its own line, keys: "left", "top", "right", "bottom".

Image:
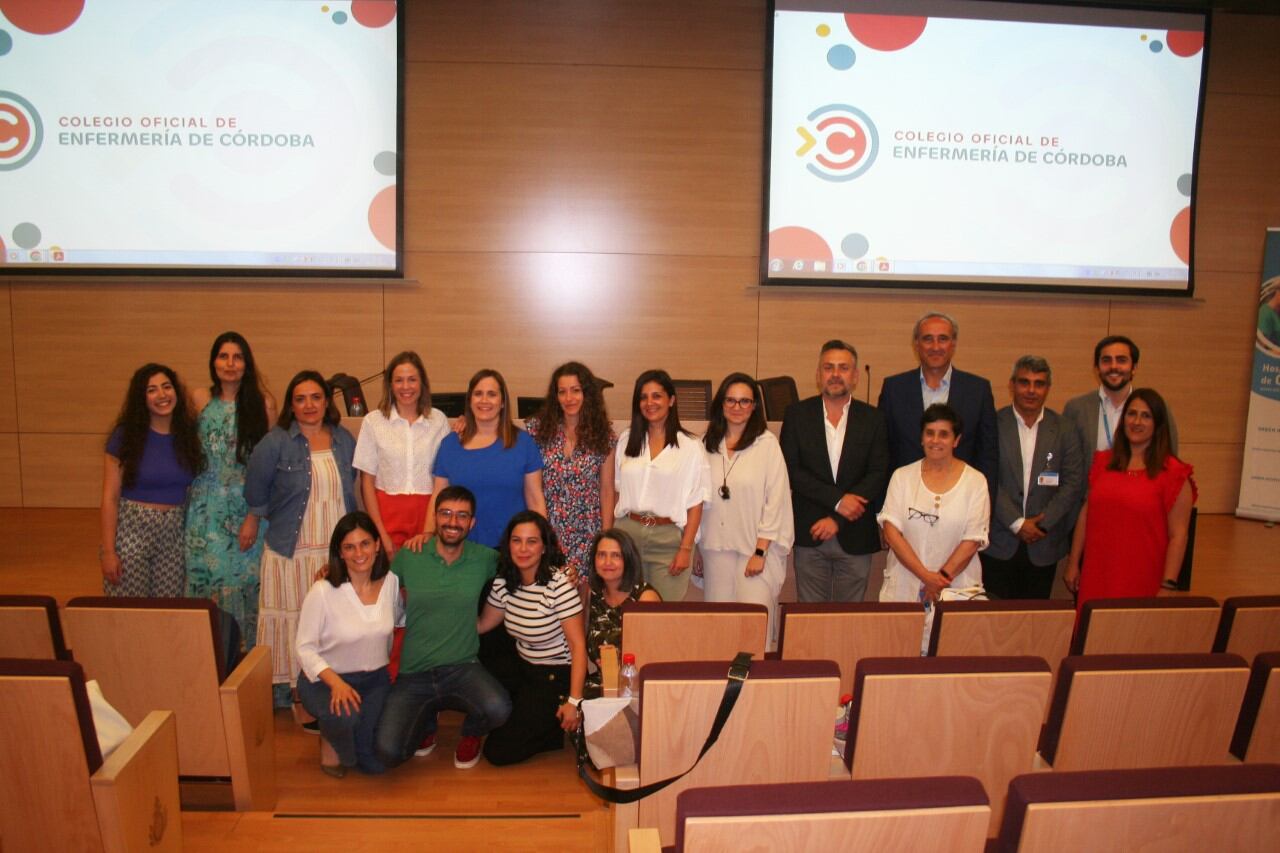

{"left": 351, "top": 0, "right": 397, "bottom": 29}
{"left": 0, "top": 0, "right": 85, "bottom": 35}
{"left": 1166, "top": 30, "right": 1204, "bottom": 58}
{"left": 844, "top": 14, "right": 927, "bottom": 51}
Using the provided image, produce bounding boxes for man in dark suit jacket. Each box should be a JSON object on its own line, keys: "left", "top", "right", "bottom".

{"left": 877, "top": 312, "right": 998, "bottom": 500}
{"left": 981, "top": 356, "right": 1084, "bottom": 599}
{"left": 780, "top": 339, "right": 890, "bottom": 602}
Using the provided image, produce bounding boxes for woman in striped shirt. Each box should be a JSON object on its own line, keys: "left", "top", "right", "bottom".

{"left": 477, "top": 510, "right": 586, "bottom": 766}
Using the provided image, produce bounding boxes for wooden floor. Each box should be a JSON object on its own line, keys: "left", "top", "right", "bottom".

{"left": 4, "top": 508, "right": 1278, "bottom": 850}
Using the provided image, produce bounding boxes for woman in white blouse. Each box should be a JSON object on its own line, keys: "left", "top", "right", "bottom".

{"left": 353, "top": 352, "right": 449, "bottom": 559}
{"left": 295, "top": 511, "right": 401, "bottom": 777}
{"left": 613, "top": 369, "right": 712, "bottom": 602}
{"left": 876, "top": 403, "right": 989, "bottom": 604}
{"left": 700, "top": 374, "right": 794, "bottom": 649}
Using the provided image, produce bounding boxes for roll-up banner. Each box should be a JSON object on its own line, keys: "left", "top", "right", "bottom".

{"left": 1237, "top": 228, "right": 1280, "bottom": 522}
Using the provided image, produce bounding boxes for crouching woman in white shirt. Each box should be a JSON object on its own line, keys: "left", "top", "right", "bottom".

{"left": 296, "top": 511, "right": 402, "bottom": 777}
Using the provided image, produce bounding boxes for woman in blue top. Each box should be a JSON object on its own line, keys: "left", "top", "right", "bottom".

{"left": 100, "top": 363, "right": 205, "bottom": 597}
{"left": 245, "top": 370, "right": 357, "bottom": 710}
{"left": 416, "top": 369, "right": 545, "bottom": 547}
{"left": 185, "top": 332, "right": 277, "bottom": 647}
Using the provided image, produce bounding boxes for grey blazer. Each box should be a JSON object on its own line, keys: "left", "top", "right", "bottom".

{"left": 985, "top": 406, "right": 1084, "bottom": 565}
{"left": 1062, "top": 389, "right": 1179, "bottom": 460}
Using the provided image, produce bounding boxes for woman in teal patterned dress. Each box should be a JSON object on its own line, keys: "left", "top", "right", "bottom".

{"left": 185, "top": 332, "right": 277, "bottom": 645}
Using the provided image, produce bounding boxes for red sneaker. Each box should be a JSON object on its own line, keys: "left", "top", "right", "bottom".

{"left": 413, "top": 734, "right": 436, "bottom": 758}
{"left": 454, "top": 735, "right": 482, "bottom": 769}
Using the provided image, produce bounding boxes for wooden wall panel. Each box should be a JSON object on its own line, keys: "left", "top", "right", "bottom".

{"left": 19, "top": 434, "right": 104, "bottom": 508}
{"left": 1206, "top": 14, "right": 1280, "bottom": 96}
{"left": 9, "top": 282, "right": 385, "bottom": 431}
{"left": 407, "top": 62, "right": 762, "bottom": 256}
{"left": 407, "top": 0, "right": 765, "bottom": 70}
{"left": 0, "top": 284, "right": 15, "bottom": 432}
{"left": 389, "top": 252, "right": 759, "bottom": 416}
{"left": 1181, "top": 442, "right": 1244, "bottom": 514}
{"left": 0, "top": 433, "right": 20, "bottom": 507}
{"left": 1193, "top": 93, "right": 1280, "bottom": 273}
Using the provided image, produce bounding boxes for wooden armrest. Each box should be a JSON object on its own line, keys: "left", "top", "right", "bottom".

{"left": 218, "top": 645, "right": 276, "bottom": 810}
{"left": 628, "top": 827, "right": 662, "bottom": 853}
{"left": 611, "top": 765, "right": 640, "bottom": 853}
{"left": 90, "top": 710, "right": 182, "bottom": 853}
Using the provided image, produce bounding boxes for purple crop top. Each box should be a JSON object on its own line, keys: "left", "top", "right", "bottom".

{"left": 106, "top": 428, "right": 194, "bottom": 505}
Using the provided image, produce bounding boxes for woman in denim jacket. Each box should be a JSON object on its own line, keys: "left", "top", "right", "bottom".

{"left": 245, "top": 370, "right": 357, "bottom": 713}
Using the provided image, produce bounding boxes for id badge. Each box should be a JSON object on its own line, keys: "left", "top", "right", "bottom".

{"left": 1037, "top": 471, "right": 1060, "bottom": 487}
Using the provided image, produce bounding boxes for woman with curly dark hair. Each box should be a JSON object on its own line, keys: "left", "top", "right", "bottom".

{"left": 477, "top": 510, "right": 585, "bottom": 765}
{"left": 185, "top": 332, "right": 277, "bottom": 645}
{"left": 100, "top": 363, "right": 205, "bottom": 596}
{"left": 524, "top": 361, "right": 617, "bottom": 583}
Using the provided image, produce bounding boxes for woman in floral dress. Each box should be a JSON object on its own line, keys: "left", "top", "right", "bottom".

{"left": 524, "top": 362, "right": 616, "bottom": 583}
{"left": 185, "top": 332, "right": 276, "bottom": 645}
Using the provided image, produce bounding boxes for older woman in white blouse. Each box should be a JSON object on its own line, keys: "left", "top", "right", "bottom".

{"left": 700, "top": 373, "right": 793, "bottom": 649}
{"left": 613, "top": 369, "right": 711, "bottom": 602}
{"left": 295, "top": 512, "right": 402, "bottom": 777}
{"left": 876, "top": 404, "right": 989, "bottom": 604}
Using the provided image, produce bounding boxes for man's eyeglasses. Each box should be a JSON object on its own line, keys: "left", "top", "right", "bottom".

{"left": 437, "top": 509, "right": 473, "bottom": 522}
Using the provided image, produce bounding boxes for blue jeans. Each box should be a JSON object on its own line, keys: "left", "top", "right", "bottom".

{"left": 375, "top": 662, "right": 512, "bottom": 768}
{"left": 296, "top": 667, "right": 390, "bottom": 774}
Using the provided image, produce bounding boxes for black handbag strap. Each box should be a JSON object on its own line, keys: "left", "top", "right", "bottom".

{"left": 577, "top": 652, "right": 753, "bottom": 804}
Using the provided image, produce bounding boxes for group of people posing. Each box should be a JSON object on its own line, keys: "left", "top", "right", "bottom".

{"left": 98, "top": 311, "right": 1195, "bottom": 775}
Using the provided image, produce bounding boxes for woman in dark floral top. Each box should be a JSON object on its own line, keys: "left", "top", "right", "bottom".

{"left": 583, "top": 528, "right": 660, "bottom": 698}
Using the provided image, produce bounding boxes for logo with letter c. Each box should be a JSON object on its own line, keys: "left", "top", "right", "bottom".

{"left": 0, "top": 91, "right": 43, "bottom": 171}
{"left": 796, "top": 104, "right": 878, "bottom": 182}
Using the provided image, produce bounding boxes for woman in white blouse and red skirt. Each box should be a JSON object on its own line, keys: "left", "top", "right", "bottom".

{"left": 353, "top": 352, "right": 450, "bottom": 560}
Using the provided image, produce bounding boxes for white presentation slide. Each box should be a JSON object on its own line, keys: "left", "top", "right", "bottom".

{"left": 0, "top": 0, "right": 400, "bottom": 274}
{"left": 765, "top": 0, "right": 1206, "bottom": 292}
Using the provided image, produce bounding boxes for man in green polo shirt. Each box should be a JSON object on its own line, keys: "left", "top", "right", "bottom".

{"left": 375, "top": 485, "right": 512, "bottom": 770}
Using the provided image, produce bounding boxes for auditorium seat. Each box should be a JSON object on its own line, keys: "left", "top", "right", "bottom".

{"left": 621, "top": 601, "right": 768, "bottom": 669}
{"left": 1214, "top": 595, "right": 1280, "bottom": 663}
{"left": 929, "top": 599, "right": 1073, "bottom": 668}
{"left": 1037, "top": 653, "right": 1250, "bottom": 771}
{"left": 994, "top": 764, "right": 1280, "bottom": 852}
{"left": 756, "top": 375, "right": 800, "bottom": 421}
{"left": 844, "top": 656, "right": 1051, "bottom": 835}
{"left": 777, "top": 602, "right": 923, "bottom": 697}
{"left": 0, "top": 658, "right": 181, "bottom": 852}
{"left": 1231, "top": 651, "right": 1280, "bottom": 763}
{"left": 671, "top": 379, "right": 713, "bottom": 421}
{"left": 61, "top": 596, "right": 276, "bottom": 810}
{"left": 611, "top": 658, "right": 840, "bottom": 849}
{"left": 630, "top": 776, "right": 990, "bottom": 852}
{"left": 1071, "top": 596, "right": 1220, "bottom": 655}
{"left": 0, "top": 593, "right": 69, "bottom": 660}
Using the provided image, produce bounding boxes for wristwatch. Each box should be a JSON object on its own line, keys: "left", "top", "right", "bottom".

{"left": 753, "top": 547, "right": 766, "bottom": 557}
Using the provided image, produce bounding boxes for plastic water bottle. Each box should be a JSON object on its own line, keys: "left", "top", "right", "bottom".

{"left": 834, "top": 693, "right": 853, "bottom": 744}
{"left": 619, "top": 653, "right": 638, "bottom": 698}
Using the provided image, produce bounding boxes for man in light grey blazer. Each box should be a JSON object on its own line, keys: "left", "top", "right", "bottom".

{"left": 1062, "top": 335, "right": 1178, "bottom": 461}
{"left": 981, "top": 356, "right": 1084, "bottom": 599}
